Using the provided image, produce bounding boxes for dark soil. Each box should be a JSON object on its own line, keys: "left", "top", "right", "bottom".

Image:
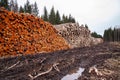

{"left": 0, "top": 42, "right": 120, "bottom": 80}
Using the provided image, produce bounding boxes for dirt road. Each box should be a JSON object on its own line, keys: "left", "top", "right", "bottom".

{"left": 0, "top": 42, "right": 120, "bottom": 80}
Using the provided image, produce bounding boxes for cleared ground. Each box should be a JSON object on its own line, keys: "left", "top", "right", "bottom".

{"left": 0, "top": 42, "right": 120, "bottom": 80}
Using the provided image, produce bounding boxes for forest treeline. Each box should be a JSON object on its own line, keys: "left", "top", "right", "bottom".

{"left": 41, "top": 7, "right": 76, "bottom": 24}
{"left": 0, "top": 0, "right": 39, "bottom": 16}
{"left": 91, "top": 27, "right": 120, "bottom": 42}
{"left": 0, "top": 0, "right": 76, "bottom": 25}
{"left": 103, "top": 27, "right": 120, "bottom": 42}
{"left": 91, "top": 32, "right": 102, "bottom": 38}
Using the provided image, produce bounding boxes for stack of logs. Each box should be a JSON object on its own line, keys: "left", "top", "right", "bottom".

{"left": 0, "top": 8, "right": 69, "bottom": 57}
{"left": 54, "top": 23, "right": 103, "bottom": 48}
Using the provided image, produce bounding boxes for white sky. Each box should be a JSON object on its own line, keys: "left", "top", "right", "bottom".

{"left": 17, "top": 0, "right": 120, "bottom": 35}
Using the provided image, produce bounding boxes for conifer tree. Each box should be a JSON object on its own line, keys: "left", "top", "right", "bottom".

{"left": 9, "top": 0, "right": 14, "bottom": 11}
{"left": 42, "top": 7, "right": 48, "bottom": 21}
{"left": 32, "top": 2, "right": 39, "bottom": 16}
{"left": 106, "top": 28, "right": 112, "bottom": 41}
{"left": 62, "top": 15, "right": 68, "bottom": 23}
{"left": 68, "top": 14, "right": 75, "bottom": 23}
{"left": 68, "top": 14, "right": 72, "bottom": 22}
{"left": 62, "top": 14, "right": 66, "bottom": 23}
{"left": 103, "top": 27, "right": 120, "bottom": 42}
{"left": 55, "top": 10, "right": 61, "bottom": 24}
{"left": 19, "top": 6, "right": 24, "bottom": 13}
{"left": 91, "top": 32, "right": 102, "bottom": 38}
{"left": 114, "top": 28, "right": 117, "bottom": 41}
{"left": 41, "top": 6, "right": 76, "bottom": 24}
{"left": 103, "top": 30, "right": 107, "bottom": 41}
{"left": 61, "top": 14, "right": 76, "bottom": 23}
{"left": 0, "top": 0, "right": 9, "bottom": 10}
{"left": 9, "top": 0, "right": 18, "bottom": 12}
{"left": 49, "top": 6, "right": 56, "bottom": 24}
{"left": 24, "top": 0, "right": 32, "bottom": 14}
{"left": 85, "top": 24, "right": 88, "bottom": 29}
{"left": 14, "top": 0, "right": 18, "bottom": 12}
{"left": 65, "top": 16, "right": 68, "bottom": 23}
{"left": 71, "top": 18, "right": 76, "bottom": 23}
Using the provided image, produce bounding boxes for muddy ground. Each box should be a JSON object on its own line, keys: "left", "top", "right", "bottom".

{"left": 0, "top": 42, "right": 120, "bottom": 80}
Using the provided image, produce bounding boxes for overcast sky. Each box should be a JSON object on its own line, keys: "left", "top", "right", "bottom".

{"left": 17, "top": 0, "right": 120, "bottom": 35}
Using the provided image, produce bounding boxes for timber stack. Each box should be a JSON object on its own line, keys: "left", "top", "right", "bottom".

{"left": 54, "top": 23, "right": 103, "bottom": 48}
{"left": 0, "top": 8, "right": 69, "bottom": 57}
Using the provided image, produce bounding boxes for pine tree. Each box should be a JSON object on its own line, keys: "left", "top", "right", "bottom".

{"left": 68, "top": 14, "right": 72, "bottom": 22}
{"left": 85, "top": 24, "right": 88, "bottom": 29}
{"left": 55, "top": 10, "right": 61, "bottom": 24}
{"left": 9, "top": 0, "right": 14, "bottom": 11}
{"left": 113, "top": 28, "right": 116, "bottom": 41}
{"left": 118, "top": 28, "right": 120, "bottom": 41}
{"left": 49, "top": 6, "right": 56, "bottom": 24}
{"left": 62, "top": 15, "right": 68, "bottom": 23}
{"left": 103, "top": 30, "right": 108, "bottom": 41}
{"left": 71, "top": 18, "right": 75, "bottom": 23}
{"left": 65, "top": 16, "right": 68, "bottom": 23}
{"left": 24, "top": 0, "right": 32, "bottom": 14}
{"left": 19, "top": 6, "right": 24, "bottom": 13}
{"left": 61, "top": 14, "right": 76, "bottom": 23}
{"left": 41, "top": 6, "right": 76, "bottom": 24}
{"left": 68, "top": 14, "right": 75, "bottom": 23}
{"left": 0, "top": 0, "right": 9, "bottom": 10}
{"left": 103, "top": 27, "right": 120, "bottom": 42}
{"left": 116, "top": 28, "right": 119, "bottom": 41}
{"left": 91, "top": 32, "right": 102, "bottom": 38}
{"left": 112, "top": 29, "right": 114, "bottom": 41}
{"left": 108, "top": 28, "right": 112, "bottom": 41}
{"left": 14, "top": 0, "right": 18, "bottom": 12}
{"left": 32, "top": 2, "right": 39, "bottom": 16}
{"left": 114, "top": 28, "right": 117, "bottom": 41}
{"left": 42, "top": 7, "right": 48, "bottom": 21}
{"left": 9, "top": 0, "right": 18, "bottom": 12}
{"left": 62, "top": 14, "right": 66, "bottom": 23}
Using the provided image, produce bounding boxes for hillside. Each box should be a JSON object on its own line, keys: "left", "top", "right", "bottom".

{"left": 0, "top": 8, "right": 69, "bottom": 57}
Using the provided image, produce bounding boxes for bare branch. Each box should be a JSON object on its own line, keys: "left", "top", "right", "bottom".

{"left": 89, "top": 66, "right": 102, "bottom": 76}
{"left": 28, "top": 74, "right": 34, "bottom": 80}
{"left": 53, "top": 63, "right": 60, "bottom": 72}
{"left": 28, "top": 67, "right": 53, "bottom": 80}
{"left": 40, "top": 58, "right": 46, "bottom": 63}
{"left": 6, "top": 61, "right": 20, "bottom": 70}
{"left": 28, "top": 62, "right": 60, "bottom": 79}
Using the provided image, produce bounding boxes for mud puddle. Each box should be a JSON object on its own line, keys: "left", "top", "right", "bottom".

{"left": 61, "top": 67, "right": 85, "bottom": 80}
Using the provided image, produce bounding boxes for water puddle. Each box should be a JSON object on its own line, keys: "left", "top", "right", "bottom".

{"left": 61, "top": 67, "right": 85, "bottom": 80}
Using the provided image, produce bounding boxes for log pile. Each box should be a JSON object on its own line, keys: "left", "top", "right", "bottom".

{"left": 54, "top": 23, "right": 103, "bottom": 48}
{"left": 0, "top": 8, "right": 69, "bottom": 57}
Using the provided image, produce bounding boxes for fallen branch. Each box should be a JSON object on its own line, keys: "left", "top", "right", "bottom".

{"left": 6, "top": 61, "right": 20, "bottom": 70}
{"left": 40, "top": 58, "right": 46, "bottom": 63}
{"left": 28, "top": 67, "right": 53, "bottom": 80}
{"left": 28, "top": 63, "right": 60, "bottom": 80}
{"left": 89, "top": 66, "right": 102, "bottom": 76}
{"left": 53, "top": 63, "right": 60, "bottom": 72}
